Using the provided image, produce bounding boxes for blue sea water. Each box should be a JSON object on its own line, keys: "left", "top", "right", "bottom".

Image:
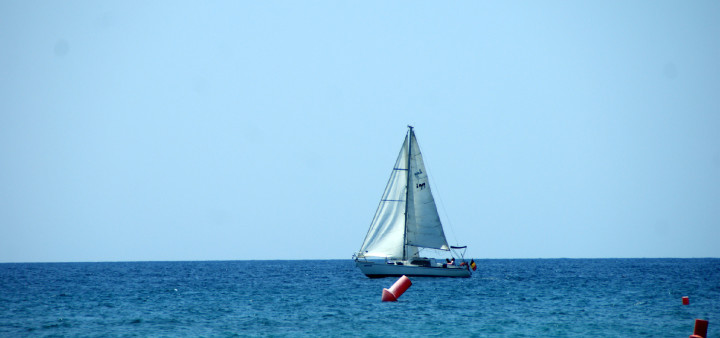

{"left": 1, "top": 259, "right": 718, "bottom": 337}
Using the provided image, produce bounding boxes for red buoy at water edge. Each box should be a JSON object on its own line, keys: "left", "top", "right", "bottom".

{"left": 683, "top": 296, "right": 690, "bottom": 305}
{"left": 689, "top": 319, "right": 709, "bottom": 338}
{"left": 381, "top": 275, "right": 412, "bottom": 302}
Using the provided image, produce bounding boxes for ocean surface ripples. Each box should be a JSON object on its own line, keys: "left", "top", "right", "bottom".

{"left": 1, "top": 259, "right": 718, "bottom": 336}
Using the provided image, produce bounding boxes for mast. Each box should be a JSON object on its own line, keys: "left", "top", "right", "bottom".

{"left": 403, "top": 125, "right": 413, "bottom": 260}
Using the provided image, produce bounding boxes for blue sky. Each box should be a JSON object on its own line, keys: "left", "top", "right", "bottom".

{"left": 1, "top": 1, "right": 719, "bottom": 262}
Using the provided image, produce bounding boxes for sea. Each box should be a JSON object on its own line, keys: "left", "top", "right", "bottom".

{"left": 1, "top": 259, "right": 718, "bottom": 337}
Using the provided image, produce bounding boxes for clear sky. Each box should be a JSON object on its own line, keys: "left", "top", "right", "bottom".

{"left": 1, "top": 1, "right": 719, "bottom": 262}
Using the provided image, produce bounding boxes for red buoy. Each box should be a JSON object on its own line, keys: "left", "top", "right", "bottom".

{"left": 689, "top": 319, "right": 709, "bottom": 338}
{"left": 683, "top": 296, "right": 690, "bottom": 305}
{"left": 381, "top": 275, "right": 412, "bottom": 302}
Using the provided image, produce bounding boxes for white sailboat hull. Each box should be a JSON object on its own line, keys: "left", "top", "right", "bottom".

{"left": 355, "top": 260, "right": 471, "bottom": 278}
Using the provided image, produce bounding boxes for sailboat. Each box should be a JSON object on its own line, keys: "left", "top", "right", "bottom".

{"left": 354, "top": 126, "right": 472, "bottom": 278}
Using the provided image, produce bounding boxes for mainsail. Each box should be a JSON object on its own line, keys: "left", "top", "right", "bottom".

{"left": 358, "top": 127, "right": 450, "bottom": 260}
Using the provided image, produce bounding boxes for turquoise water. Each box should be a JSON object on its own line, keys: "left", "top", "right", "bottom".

{"left": 1, "top": 259, "right": 718, "bottom": 336}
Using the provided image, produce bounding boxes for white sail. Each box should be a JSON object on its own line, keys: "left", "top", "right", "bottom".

{"left": 358, "top": 128, "right": 450, "bottom": 259}
{"left": 358, "top": 137, "right": 409, "bottom": 258}
{"left": 406, "top": 132, "right": 450, "bottom": 251}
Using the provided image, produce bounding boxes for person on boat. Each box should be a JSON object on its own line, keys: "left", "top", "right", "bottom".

{"left": 448, "top": 258, "right": 455, "bottom": 266}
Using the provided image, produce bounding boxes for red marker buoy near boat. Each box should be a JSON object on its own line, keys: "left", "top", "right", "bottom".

{"left": 682, "top": 296, "right": 690, "bottom": 305}
{"left": 689, "top": 318, "right": 708, "bottom": 338}
{"left": 381, "top": 275, "right": 412, "bottom": 302}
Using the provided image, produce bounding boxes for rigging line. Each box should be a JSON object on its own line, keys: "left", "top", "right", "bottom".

{"left": 415, "top": 132, "right": 460, "bottom": 247}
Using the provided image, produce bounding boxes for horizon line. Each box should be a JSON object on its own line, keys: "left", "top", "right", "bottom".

{"left": 2, "top": 257, "right": 719, "bottom": 264}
